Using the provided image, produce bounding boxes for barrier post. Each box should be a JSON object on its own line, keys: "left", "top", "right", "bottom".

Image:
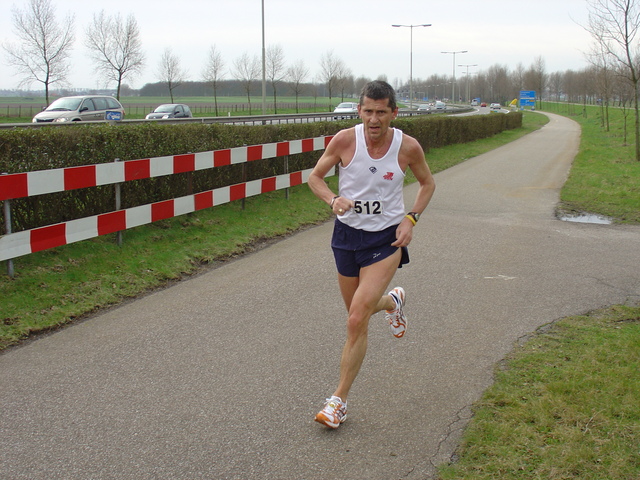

{"left": 284, "top": 155, "right": 290, "bottom": 201}
{"left": 241, "top": 147, "right": 247, "bottom": 210}
{"left": 2, "top": 173, "right": 14, "bottom": 278}
{"left": 186, "top": 152, "right": 193, "bottom": 198}
{"left": 114, "top": 159, "right": 123, "bottom": 247}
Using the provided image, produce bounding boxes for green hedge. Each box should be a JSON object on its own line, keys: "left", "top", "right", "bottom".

{"left": 394, "top": 111, "right": 523, "bottom": 152}
{"left": 0, "top": 112, "right": 521, "bottom": 232}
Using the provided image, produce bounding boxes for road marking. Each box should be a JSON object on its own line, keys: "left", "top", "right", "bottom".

{"left": 484, "top": 274, "right": 517, "bottom": 280}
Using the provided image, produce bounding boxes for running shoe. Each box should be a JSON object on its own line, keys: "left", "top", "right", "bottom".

{"left": 386, "top": 286, "right": 407, "bottom": 338}
{"left": 315, "top": 396, "right": 347, "bottom": 428}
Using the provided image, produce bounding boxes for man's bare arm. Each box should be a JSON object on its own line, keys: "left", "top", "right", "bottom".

{"left": 308, "top": 129, "right": 355, "bottom": 211}
{"left": 392, "top": 136, "right": 436, "bottom": 247}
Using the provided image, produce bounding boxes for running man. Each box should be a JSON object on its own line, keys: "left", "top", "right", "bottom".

{"left": 308, "top": 80, "right": 436, "bottom": 428}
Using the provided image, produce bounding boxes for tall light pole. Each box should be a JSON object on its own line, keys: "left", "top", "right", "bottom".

{"left": 392, "top": 23, "right": 431, "bottom": 110}
{"left": 441, "top": 50, "right": 467, "bottom": 103}
{"left": 458, "top": 63, "right": 477, "bottom": 103}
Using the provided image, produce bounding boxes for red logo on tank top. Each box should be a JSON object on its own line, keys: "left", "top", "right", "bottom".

{"left": 383, "top": 172, "right": 394, "bottom": 180}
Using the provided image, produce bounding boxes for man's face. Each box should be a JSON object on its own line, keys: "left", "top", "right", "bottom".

{"left": 358, "top": 96, "right": 399, "bottom": 141}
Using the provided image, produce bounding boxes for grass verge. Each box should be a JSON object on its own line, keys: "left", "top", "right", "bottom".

{"left": 543, "top": 103, "right": 640, "bottom": 223}
{"left": 0, "top": 185, "right": 336, "bottom": 349}
{"left": 438, "top": 305, "right": 640, "bottom": 479}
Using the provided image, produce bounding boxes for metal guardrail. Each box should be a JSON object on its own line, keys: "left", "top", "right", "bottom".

{"left": 0, "top": 106, "right": 472, "bottom": 129}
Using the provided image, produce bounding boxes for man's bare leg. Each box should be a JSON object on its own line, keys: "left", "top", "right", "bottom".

{"left": 333, "top": 250, "right": 401, "bottom": 401}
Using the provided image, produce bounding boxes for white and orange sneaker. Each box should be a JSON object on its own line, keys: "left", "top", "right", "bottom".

{"left": 386, "top": 287, "right": 407, "bottom": 338}
{"left": 315, "top": 396, "right": 347, "bottom": 428}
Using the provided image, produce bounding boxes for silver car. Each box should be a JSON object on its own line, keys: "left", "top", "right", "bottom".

{"left": 333, "top": 102, "right": 359, "bottom": 119}
{"left": 32, "top": 95, "right": 125, "bottom": 123}
{"left": 145, "top": 104, "right": 193, "bottom": 120}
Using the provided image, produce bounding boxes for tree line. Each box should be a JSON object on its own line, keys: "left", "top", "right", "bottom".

{"left": 0, "top": 0, "right": 364, "bottom": 114}
{"left": 3, "top": 0, "right": 143, "bottom": 104}
{"left": 3, "top": 0, "right": 640, "bottom": 160}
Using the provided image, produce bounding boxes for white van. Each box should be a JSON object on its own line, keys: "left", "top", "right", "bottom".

{"left": 33, "top": 95, "right": 125, "bottom": 123}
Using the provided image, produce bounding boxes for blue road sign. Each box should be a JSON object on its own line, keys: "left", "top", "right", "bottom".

{"left": 520, "top": 90, "right": 536, "bottom": 107}
{"left": 105, "top": 111, "right": 122, "bottom": 121}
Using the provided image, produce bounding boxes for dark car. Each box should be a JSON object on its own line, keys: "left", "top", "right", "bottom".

{"left": 145, "top": 104, "right": 193, "bottom": 119}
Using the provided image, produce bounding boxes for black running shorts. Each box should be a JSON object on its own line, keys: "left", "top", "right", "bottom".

{"left": 331, "top": 219, "right": 410, "bottom": 277}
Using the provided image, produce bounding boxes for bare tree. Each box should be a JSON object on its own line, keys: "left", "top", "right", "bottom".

{"left": 286, "top": 59, "right": 309, "bottom": 113}
{"left": 201, "top": 45, "right": 225, "bottom": 116}
{"left": 319, "top": 51, "right": 344, "bottom": 109}
{"left": 586, "top": 38, "right": 616, "bottom": 130}
{"left": 266, "top": 45, "right": 286, "bottom": 113}
{"left": 486, "top": 64, "right": 510, "bottom": 105}
{"left": 354, "top": 76, "right": 371, "bottom": 97}
{"left": 85, "top": 11, "right": 144, "bottom": 100}
{"left": 585, "top": 0, "right": 640, "bottom": 160}
{"left": 156, "top": 48, "right": 187, "bottom": 102}
{"left": 232, "top": 52, "right": 260, "bottom": 115}
{"left": 613, "top": 63, "right": 635, "bottom": 143}
{"left": 337, "top": 67, "right": 354, "bottom": 102}
{"left": 512, "top": 62, "right": 526, "bottom": 92}
{"left": 548, "top": 71, "right": 563, "bottom": 101}
{"left": 3, "top": 0, "right": 75, "bottom": 104}
{"left": 528, "top": 56, "right": 548, "bottom": 109}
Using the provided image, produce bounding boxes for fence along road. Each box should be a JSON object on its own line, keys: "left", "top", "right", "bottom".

{"left": 1, "top": 112, "right": 639, "bottom": 479}
{"left": 0, "top": 136, "right": 333, "bottom": 264}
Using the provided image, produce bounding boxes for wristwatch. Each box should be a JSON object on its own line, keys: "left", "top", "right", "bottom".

{"left": 407, "top": 212, "right": 420, "bottom": 223}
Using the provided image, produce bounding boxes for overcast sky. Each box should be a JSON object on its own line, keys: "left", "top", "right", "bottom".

{"left": 0, "top": 0, "right": 594, "bottom": 92}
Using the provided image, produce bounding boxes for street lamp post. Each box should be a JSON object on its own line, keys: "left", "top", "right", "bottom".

{"left": 261, "top": 0, "right": 266, "bottom": 114}
{"left": 392, "top": 23, "right": 431, "bottom": 110}
{"left": 458, "top": 63, "right": 477, "bottom": 103}
{"left": 441, "top": 50, "right": 467, "bottom": 104}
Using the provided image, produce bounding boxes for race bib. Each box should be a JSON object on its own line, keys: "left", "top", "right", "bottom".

{"left": 353, "top": 199, "right": 383, "bottom": 215}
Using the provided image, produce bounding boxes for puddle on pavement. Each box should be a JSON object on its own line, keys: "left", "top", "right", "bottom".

{"left": 559, "top": 213, "right": 612, "bottom": 225}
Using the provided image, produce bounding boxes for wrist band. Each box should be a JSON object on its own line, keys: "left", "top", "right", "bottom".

{"left": 330, "top": 196, "right": 340, "bottom": 208}
{"left": 405, "top": 214, "right": 417, "bottom": 226}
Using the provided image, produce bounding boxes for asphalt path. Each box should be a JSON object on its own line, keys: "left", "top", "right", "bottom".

{"left": 2, "top": 112, "right": 639, "bottom": 480}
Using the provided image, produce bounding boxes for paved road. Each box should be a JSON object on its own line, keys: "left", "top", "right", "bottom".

{"left": 2, "top": 113, "right": 639, "bottom": 480}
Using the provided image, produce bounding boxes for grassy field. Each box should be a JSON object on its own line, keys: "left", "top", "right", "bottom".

{"left": 118, "top": 96, "right": 342, "bottom": 118}
{"left": 0, "top": 95, "right": 345, "bottom": 122}
{"left": 0, "top": 95, "right": 343, "bottom": 106}
{"left": 1, "top": 106, "right": 639, "bottom": 477}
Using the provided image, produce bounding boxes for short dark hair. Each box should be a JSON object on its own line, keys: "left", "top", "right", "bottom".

{"left": 359, "top": 80, "right": 397, "bottom": 111}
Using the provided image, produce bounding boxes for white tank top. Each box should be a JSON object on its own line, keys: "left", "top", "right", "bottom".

{"left": 338, "top": 124, "right": 406, "bottom": 231}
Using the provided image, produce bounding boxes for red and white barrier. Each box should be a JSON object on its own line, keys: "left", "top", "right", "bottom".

{"left": 1, "top": 136, "right": 334, "bottom": 261}
{"left": 0, "top": 136, "right": 332, "bottom": 201}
